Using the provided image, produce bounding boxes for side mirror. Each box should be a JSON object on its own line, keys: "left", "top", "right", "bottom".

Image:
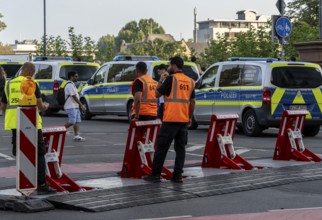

{"left": 195, "top": 79, "right": 202, "bottom": 89}
{"left": 87, "top": 78, "right": 94, "bottom": 85}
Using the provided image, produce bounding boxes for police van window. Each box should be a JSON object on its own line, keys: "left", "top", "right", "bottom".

{"left": 201, "top": 66, "right": 218, "bottom": 88}
{"left": 271, "top": 66, "right": 322, "bottom": 88}
{"left": 219, "top": 65, "right": 242, "bottom": 87}
{"left": 59, "top": 65, "right": 97, "bottom": 81}
{"left": 121, "top": 64, "right": 136, "bottom": 81}
{"left": 94, "top": 65, "right": 108, "bottom": 84}
{"left": 241, "top": 65, "right": 262, "bottom": 86}
{"left": 35, "top": 64, "right": 52, "bottom": 79}
{"left": 182, "top": 65, "right": 199, "bottom": 81}
{"left": 107, "top": 64, "right": 125, "bottom": 82}
{"left": 2, "top": 64, "right": 23, "bottom": 79}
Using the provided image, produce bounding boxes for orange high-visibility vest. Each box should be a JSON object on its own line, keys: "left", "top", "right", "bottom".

{"left": 131, "top": 74, "right": 157, "bottom": 116}
{"left": 163, "top": 73, "right": 195, "bottom": 123}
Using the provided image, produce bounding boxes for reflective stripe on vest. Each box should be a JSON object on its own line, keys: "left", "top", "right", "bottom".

{"left": 163, "top": 73, "right": 195, "bottom": 123}
{"left": 4, "top": 76, "right": 42, "bottom": 130}
{"left": 131, "top": 75, "right": 157, "bottom": 116}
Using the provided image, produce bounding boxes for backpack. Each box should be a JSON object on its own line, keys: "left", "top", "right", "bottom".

{"left": 56, "top": 81, "right": 72, "bottom": 106}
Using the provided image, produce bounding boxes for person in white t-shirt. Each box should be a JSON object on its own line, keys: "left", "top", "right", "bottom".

{"left": 64, "top": 71, "right": 86, "bottom": 141}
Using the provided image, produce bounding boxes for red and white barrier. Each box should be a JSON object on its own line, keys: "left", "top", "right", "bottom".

{"left": 202, "top": 114, "right": 256, "bottom": 170}
{"left": 273, "top": 110, "right": 321, "bottom": 162}
{"left": 121, "top": 120, "right": 172, "bottom": 179}
{"left": 43, "top": 126, "right": 92, "bottom": 192}
{"left": 16, "top": 107, "right": 38, "bottom": 196}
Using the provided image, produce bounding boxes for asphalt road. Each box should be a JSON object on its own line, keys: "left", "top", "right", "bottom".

{"left": 1, "top": 112, "right": 322, "bottom": 219}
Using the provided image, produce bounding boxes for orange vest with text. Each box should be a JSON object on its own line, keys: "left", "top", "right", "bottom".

{"left": 163, "top": 73, "right": 195, "bottom": 123}
{"left": 131, "top": 74, "right": 157, "bottom": 116}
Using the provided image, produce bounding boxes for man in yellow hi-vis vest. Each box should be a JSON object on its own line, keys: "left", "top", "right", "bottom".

{"left": 1, "top": 62, "right": 57, "bottom": 195}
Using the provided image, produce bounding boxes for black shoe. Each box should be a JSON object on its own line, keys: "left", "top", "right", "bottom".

{"left": 143, "top": 175, "right": 161, "bottom": 183}
{"left": 37, "top": 184, "right": 57, "bottom": 195}
{"left": 117, "top": 171, "right": 122, "bottom": 176}
{"left": 171, "top": 174, "right": 183, "bottom": 183}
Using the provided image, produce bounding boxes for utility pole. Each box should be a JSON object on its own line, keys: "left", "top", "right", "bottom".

{"left": 194, "top": 7, "right": 197, "bottom": 43}
{"left": 43, "top": 0, "right": 47, "bottom": 56}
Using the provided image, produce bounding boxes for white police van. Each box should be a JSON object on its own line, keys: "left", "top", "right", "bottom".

{"left": 191, "top": 58, "right": 322, "bottom": 137}
{"left": 79, "top": 60, "right": 200, "bottom": 121}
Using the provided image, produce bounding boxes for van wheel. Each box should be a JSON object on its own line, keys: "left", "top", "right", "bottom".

{"left": 242, "top": 109, "right": 263, "bottom": 137}
{"left": 81, "top": 99, "right": 92, "bottom": 120}
{"left": 127, "top": 101, "right": 133, "bottom": 122}
{"left": 188, "top": 115, "right": 198, "bottom": 130}
{"left": 303, "top": 125, "right": 321, "bottom": 137}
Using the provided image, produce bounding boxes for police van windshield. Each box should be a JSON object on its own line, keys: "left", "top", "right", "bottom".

{"left": 2, "top": 64, "right": 23, "bottom": 79}
{"left": 271, "top": 66, "right": 322, "bottom": 88}
{"left": 59, "top": 65, "right": 98, "bottom": 82}
{"left": 153, "top": 65, "right": 199, "bottom": 81}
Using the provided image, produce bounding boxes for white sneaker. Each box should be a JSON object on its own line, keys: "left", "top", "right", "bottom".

{"left": 73, "top": 135, "right": 85, "bottom": 142}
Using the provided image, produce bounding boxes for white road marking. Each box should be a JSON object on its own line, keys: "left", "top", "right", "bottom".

{"left": 133, "top": 216, "right": 192, "bottom": 220}
{"left": 0, "top": 153, "right": 15, "bottom": 161}
{"left": 235, "top": 149, "right": 251, "bottom": 155}
{"left": 186, "top": 145, "right": 204, "bottom": 152}
{"left": 169, "top": 150, "right": 203, "bottom": 157}
{"left": 269, "top": 207, "right": 322, "bottom": 212}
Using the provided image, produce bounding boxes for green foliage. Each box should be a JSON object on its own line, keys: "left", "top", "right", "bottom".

{"left": 286, "top": 0, "right": 319, "bottom": 26}
{"left": 96, "top": 34, "right": 116, "bottom": 63}
{"left": 0, "top": 13, "right": 6, "bottom": 32}
{"left": 125, "top": 39, "right": 187, "bottom": 60}
{"left": 115, "top": 19, "right": 165, "bottom": 51}
{"left": 36, "top": 36, "right": 68, "bottom": 57}
{"left": 68, "top": 27, "right": 84, "bottom": 60}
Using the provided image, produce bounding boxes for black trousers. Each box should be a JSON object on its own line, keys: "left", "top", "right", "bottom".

{"left": 151, "top": 122, "right": 188, "bottom": 176}
{"left": 157, "top": 103, "right": 164, "bottom": 121}
{"left": 12, "top": 129, "right": 47, "bottom": 185}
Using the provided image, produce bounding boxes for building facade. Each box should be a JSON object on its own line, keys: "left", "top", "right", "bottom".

{"left": 196, "top": 9, "right": 270, "bottom": 43}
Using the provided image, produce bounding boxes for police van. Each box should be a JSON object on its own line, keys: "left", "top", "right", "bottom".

{"left": 79, "top": 60, "right": 200, "bottom": 121}
{"left": 191, "top": 58, "right": 322, "bottom": 137}
{"left": 17, "top": 61, "right": 99, "bottom": 115}
{"left": 0, "top": 61, "right": 24, "bottom": 79}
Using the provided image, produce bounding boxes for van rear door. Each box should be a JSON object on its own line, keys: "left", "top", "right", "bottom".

{"left": 270, "top": 64, "right": 322, "bottom": 119}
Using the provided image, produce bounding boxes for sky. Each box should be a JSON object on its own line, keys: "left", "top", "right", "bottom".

{"left": 0, "top": 0, "right": 291, "bottom": 45}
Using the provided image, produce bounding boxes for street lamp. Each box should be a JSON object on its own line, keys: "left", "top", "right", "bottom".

{"left": 43, "top": 0, "right": 46, "bottom": 56}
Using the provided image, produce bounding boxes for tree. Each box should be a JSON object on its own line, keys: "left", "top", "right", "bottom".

{"left": 35, "top": 36, "right": 68, "bottom": 57}
{"left": 68, "top": 27, "right": 84, "bottom": 59}
{"left": 0, "top": 13, "right": 6, "bottom": 32}
{"left": 96, "top": 34, "right": 116, "bottom": 63}
{"left": 0, "top": 42, "right": 13, "bottom": 54}
{"left": 115, "top": 19, "right": 165, "bottom": 51}
{"left": 286, "top": 0, "right": 319, "bottom": 26}
{"left": 126, "top": 39, "right": 187, "bottom": 60}
{"left": 231, "top": 26, "right": 278, "bottom": 58}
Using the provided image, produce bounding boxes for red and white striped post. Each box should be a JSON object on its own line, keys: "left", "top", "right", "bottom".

{"left": 16, "top": 107, "right": 38, "bottom": 196}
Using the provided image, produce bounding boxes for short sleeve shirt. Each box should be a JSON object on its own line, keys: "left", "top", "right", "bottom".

{"left": 64, "top": 81, "right": 79, "bottom": 109}
{"left": 132, "top": 79, "right": 143, "bottom": 95}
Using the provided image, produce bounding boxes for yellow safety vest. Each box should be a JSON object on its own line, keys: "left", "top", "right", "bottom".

{"left": 4, "top": 76, "right": 42, "bottom": 130}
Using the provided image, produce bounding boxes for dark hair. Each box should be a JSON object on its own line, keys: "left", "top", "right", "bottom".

{"left": 158, "top": 64, "right": 167, "bottom": 71}
{"left": 190, "top": 56, "right": 197, "bottom": 62}
{"left": 68, "top": 70, "right": 78, "bottom": 79}
{"left": 135, "top": 62, "right": 147, "bottom": 74}
{"left": 169, "top": 56, "right": 184, "bottom": 69}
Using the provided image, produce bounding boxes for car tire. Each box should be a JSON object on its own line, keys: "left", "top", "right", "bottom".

{"left": 80, "top": 99, "right": 92, "bottom": 120}
{"left": 242, "top": 109, "right": 263, "bottom": 137}
{"left": 127, "top": 101, "right": 133, "bottom": 122}
{"left": 188, "top": 115, "right": 198, "bottom": 130}
{"left": 303, "top": 125, "right": 321, "bottom": 137}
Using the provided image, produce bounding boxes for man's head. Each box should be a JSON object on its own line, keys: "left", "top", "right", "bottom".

{"left": 21, "top": 62, "right": 35, "bottom": 77}
{"left": 157, "top": 64, "right": 167, "bottom": 75}
{"left": 68, "top": 71, "right": 78, "bottom": 82}
{"left": 169, "top": 56, "right": 184, "bottom": 73}
{"left": 135, "top": 62, "right": 147, "bottom": 76}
